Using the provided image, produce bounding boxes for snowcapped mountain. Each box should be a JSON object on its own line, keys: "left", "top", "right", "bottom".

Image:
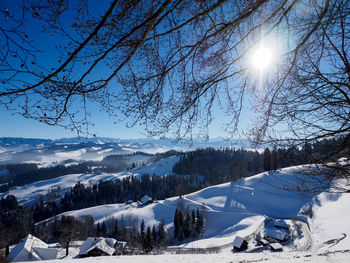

{"left": 0, "top": 137, "right": 249, "bottom": 165}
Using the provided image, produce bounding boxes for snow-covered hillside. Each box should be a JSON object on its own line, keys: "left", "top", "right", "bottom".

{"left": 44, "top": 165, "right": 350, "bottom": 253}
{"left": 0, "top": 137, "right": 248, "bottom": 165}
{"left": 1, "top": 156, "right": 180, "bottom": 206}
{"left": 25, "top": 250, "right": 350, "bottom": 263}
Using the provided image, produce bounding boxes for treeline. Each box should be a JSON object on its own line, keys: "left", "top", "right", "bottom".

{"left": 32, "top": 174, "right": 204, "bottom": 222}
{"left": 0, "top": 150, "right": 181, "bottom": 192}
{"left": 0, "top": 173, "right": 205, "bottom": 247}
{"left": 172, "top": 137, "right": 346, "bottom": 185}
{"left": 174, "top": 207, "right": 204, "bottom": 241}
{"left": 0, "top": 163, "right": 89, "bottom": 192}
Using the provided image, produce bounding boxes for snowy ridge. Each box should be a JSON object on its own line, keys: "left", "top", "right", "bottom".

{"left": 41, "top": 164, "right": 350, "bottom": 253}
{"left": 1, "top": 156, "right": 179, "bottom": 206}
{"left": 0, "top": 136, "right": 248, "bottom": 165}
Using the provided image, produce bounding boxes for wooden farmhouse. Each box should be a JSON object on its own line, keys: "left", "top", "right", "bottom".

{"left": 232, "top": 236, "right": 248, "bottom": 251}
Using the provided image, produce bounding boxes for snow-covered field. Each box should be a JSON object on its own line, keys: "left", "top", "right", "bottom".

{"left": 32, "top": 249, "right": 350, "bottom": 263}
{"left": 2, "top": 142, "right": 350, "bottom": 262}
{"left": 0, "top": 156, "right": 180, "bottom": 206}
{"left": 39, "top": 165, "right": 350, "bottom": 256}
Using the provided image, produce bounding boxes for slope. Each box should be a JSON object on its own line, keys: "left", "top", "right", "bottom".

{"left": 1, "top": 156, "right": 180, "bottom": 206}
{"left": 44, "top": 164, "right": 347, "bottom": 250}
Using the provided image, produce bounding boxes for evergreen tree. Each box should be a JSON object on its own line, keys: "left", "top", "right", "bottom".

{"left": 178, "top": 210, "right": 184, "bottom": 241}
{"left": 158, "top": 220, "right": 166, "bottom": 246}
{"left": 271, "top": 148, "right": 278, "bottom": 170}
{"left": 120, "top": 216, "right": 126, "bottom": 241}
{"left": 152, "top": 225, "right": 157, "bottom": 245}
{"left": 140, "top": 219, "right": 145, "bottom": 243}
{"left": 143, "top": 226, "right": 153, "bottom": 253}
{"left": 173, "top": 209, "right": 179, "bottom": 240}
{"left": 114, "top": 219, "right": 119, "bottom": 239}
{"left": 96, "top": 223, "right": 101, "bottom": 236}
{"left": 5, "top": 245, "right": 9, "bottom": 257}
{"left": 183, "top": 211, "right": 191, "bottom": 238}
{"left": 195, "top": 208, "right": 203, "bottom": 237}
{"left": 191, "top": 210, "right": 196, "bottom": 238}
{"left": 101, "top": 222, "right": 107, "bottom": 236}
{"left": 263, "top": 148, "right": 272, "bottom": 171}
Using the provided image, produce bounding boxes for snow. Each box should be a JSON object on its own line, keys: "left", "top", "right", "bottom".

{"left": 269, "top": 242, "right": 283, "bottom": 251}
{"left": 0, "top": 155, "right": 179, "bottom": 206}
{"left": 38, "top": 166, "right": 318, "bottom": 247}
{"left": 79, "top": 237, "right": 117, "bottom": 257}
{"left": 264, "top": 229, "right": 288, "bottom": 241}
{"left": 35, "top": 163, "right": 350, "bottom": 258}
{"left": 8, "top": 234, "right": 57, "bottom": 262}
{"left": 20, "top": 250, "right": 350, "bottom": 263}
{"left": 55, "top": 149, "right": 87, "bottom": 159}
{"left": 232, "top": 236, "right": 245, "bottom": 248}
{"left": 311, "top": 191, "right": 350, "bottom": 251}
{"left": 5, "top": 162, "right": 350, "bottom": 262}
{"left": 0, "top": 173, "right": 123, "bottom": 206}
{"left": 273, "top": 219, "right": 289, "bottom": 229}
{"left": 119, "top": 156, "right": 180, "bottom": 178}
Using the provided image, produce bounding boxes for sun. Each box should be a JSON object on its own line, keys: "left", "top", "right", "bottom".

{"left": 251, "top": 45, "right": 273, "bottom": 71}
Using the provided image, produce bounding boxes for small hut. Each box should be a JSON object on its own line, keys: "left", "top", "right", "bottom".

{"left": 78, "top": 237, "right": 117, "bottom": 258}
{"left": 273, "top": 219, "right": 289, "bottom": 230}
{"left": 269, "top": 242, "right": 283, "bottom": 251}
{"left": 140, "top": 195, "right": 153, "bottom": 205}
{"left": 264, "top": 229, "right": 288, "bottom": 242}
{"left": 232, "top": 236, "right": 248, "bottom": 251}
{"left": 7, "top": 234, "right": 57, "bottom": 262}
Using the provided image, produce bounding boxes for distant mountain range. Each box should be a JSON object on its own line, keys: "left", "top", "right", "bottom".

{"left": 0, "top": 136, "right": 249, "bottom": 147}
{"left": 0, "top": 136, "right": 251, "bottom": 165}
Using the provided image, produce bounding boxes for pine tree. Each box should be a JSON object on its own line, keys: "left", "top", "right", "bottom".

{"left": 96, "top": 222, "right": 101, "bottom": 236}
{"left": 114, "top": 219, "right": 119, "bottom": 239}
{"left": 195, "top": 208, "right": 203, "bottom": 237}
{"left": 158, "top": 219, "right": 165, "bottom": 246}
{"left": 271, "top": 148, "right": 278, "bottom": 170}
{"left": 101, "top": 222, "right": 107, "bottom": 236}
{"left": 5, "top": 245, "right": 9, "bottom": 257}
{"left": 263, "top": 148, "right": 272, "bottom": 171}
{"left": 173, "top": 209, "right": 179, "bottom": 240}
{"left": 178, "top": 210, "right": 184, "bottom": 241}
{"left": 140, "top": 219, "right": 145, "bottom": 244}
{"left": 120, "top": 216, "right": 126, "bottom": 241}
{"left": 143, "top": 226, "right": 153, "bottom": 253}
{"left": 191, "top": 210, "right": 196, "bottom": 238}
{"left": 183, "top": 211, "right": 191, "bottom": 238}
{"left": 152, "top": 225, "right": 157, "bottom": 245}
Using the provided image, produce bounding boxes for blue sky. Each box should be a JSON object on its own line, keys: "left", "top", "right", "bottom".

{"left": 0, "top": 0, "right": 255, "bottom": 140}
{"left": 0, "top": 108, "right": 147, "bottom": 139}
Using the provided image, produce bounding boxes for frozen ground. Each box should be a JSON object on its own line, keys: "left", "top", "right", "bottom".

{"left": 39, "top": 164, "right": 350, "bottom": 255}
{"left": 24, "top": 249, "right": 350, "bottom": 263}
{"left": 1, "top": 156, "right": 179, "bottom": 206}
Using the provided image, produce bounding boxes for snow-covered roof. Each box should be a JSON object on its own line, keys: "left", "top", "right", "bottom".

{"left": 273, "top": 219, "right": 289, "bottom": 229}
{"left": 269, "top": 242, "right": 283, "bottom": 251}
{"left": 33, "top": 247, "right": 58, "bottom": 260}
{"left": 79, "top": 237, "right": 117, "bottom": 256}
{"left": 8, "top": 234, "right": 57, "bottom": 262}
{"left": 264, "top": 229, "right": 288, "bottom": 241}
{"left": 232, "top": 236, "right": 246, "bottom": 248}
{"left": 141, "top": 195, "right": 152, "bottom": 204}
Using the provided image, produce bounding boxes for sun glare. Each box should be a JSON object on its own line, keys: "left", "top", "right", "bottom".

{"left": 251, "top": 46, "right": 273, "bottom": 71}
